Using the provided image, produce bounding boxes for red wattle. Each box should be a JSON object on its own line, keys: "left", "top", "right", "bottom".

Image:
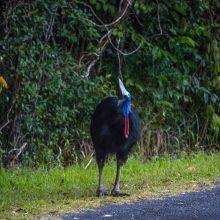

{"left": 124, "top": 116, "right": 129, "bottom": 139}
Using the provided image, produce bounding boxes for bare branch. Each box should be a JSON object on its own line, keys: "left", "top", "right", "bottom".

{"left": 147, "top": 0, "right": 167, "bottom": 39}
{"left": 84, "top": 36, "right": 110, "bottom": 77}
{"left": 81, "top": 0, "right": 133, "bottom": 28}
{"left": 156, "top": 0, "right": 163, "bottom": 35}
{"left": 0, "top": 104, "right": 13, "bottom": 132}
{"left": 117, "top": 38, "right": 123, "bottom": 80}
{"left": 56, "top": 147, "right": 63, "bottom": 167}
{"left": 103, "top": 0, "right": 133, "bottom": 27}
{"left": 6, "top": 142, "right": 27, "bottom": 167}
{"left": 146, "top": 1, "right": 168, "bottom": 39}
{"left": 109, "top": 36, "right": 142, "bottom": 56}
{"left": 8, "top": 142, "right": 27, "bottom": 158}
{"left": 44, "top": 6, "right": 57, "bottom": 42}
{"left": 80, "top": 0, "right": 141, "bottom": 76}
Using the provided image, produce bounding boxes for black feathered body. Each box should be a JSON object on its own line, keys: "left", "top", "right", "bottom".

{"left": 90, "top": 97, "right": 141, "bottom": 162}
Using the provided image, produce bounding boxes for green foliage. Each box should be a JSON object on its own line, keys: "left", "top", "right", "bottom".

{"left": 0, "top": 0, "right": 219, "bottom": 165}
{"left": 0, "top": 0, "right": 115, "bottom": 165}
{"left": 207, "top": 105, "right": 220, "bottom": 137}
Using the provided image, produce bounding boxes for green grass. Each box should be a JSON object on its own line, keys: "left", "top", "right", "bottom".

{"left": 0, "top": 152, "right": 219, "bottom": 219}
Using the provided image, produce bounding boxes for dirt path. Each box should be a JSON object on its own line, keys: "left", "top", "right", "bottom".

{"left": 62, "top": 185, "right": 220, "bottom": 220}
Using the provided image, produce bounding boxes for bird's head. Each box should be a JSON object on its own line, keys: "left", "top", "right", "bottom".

{"left": 118, "top": 78, "right": 131, "bottom": 117}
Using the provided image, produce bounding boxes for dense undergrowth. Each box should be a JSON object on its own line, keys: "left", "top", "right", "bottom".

{"left": 0, "top": 1, "right": 220, "bottom": 166}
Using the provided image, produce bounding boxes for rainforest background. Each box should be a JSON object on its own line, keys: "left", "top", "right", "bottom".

{"left": 0, "top": 0, "right": 219, "bottom": 167}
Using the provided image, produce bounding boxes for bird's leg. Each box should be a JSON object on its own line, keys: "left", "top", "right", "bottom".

{"left": 97, "top": 158, "right": 107, "bottom": 197}
{"left": 111, "top": 158, "right": 129, "bottom": 197}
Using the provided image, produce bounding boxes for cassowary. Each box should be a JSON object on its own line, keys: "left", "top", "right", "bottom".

{"left": 90, "top": 78, "right": 141, "bottom": 197}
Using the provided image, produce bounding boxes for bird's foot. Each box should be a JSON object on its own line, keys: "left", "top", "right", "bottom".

{"left": 96, "top": 189, "right": 108, "bottom": 197}
{"left": 111, "top": 190, "right": 130, "bottom": 197}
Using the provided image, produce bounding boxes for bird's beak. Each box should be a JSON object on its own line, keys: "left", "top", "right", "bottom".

{"left": 118, "top": 78, "right": 129, "bottom": 98}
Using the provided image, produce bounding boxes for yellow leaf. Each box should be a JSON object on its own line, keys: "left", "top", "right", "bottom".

{"left": 0, "top": 76, "right": 8, "bottom": 89}
{"left": 186, "top": 166, "right": 196, "bottom": 172}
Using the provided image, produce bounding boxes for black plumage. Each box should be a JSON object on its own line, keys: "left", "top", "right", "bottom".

{"left": 90, "top": 79, "right": 141, "bottom": 196}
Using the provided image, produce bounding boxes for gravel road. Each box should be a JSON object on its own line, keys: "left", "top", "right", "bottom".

{"left": 62, "top": 185, "right": 220, "bottom": 220}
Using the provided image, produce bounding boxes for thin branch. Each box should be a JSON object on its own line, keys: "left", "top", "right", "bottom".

{"left": 16, "top": 142, "right": 27, "bottom": 157}
{"left": 81, "top": 0, "right": 133, "bottom": 28}
{"left": 44, "top": 6, "right": 57, "bottom": 42}
{"left": 130, "top": 7, "right": 144, "bottom": 27}
{"left": 103, "top": 0, "right": 132, "bottom": 27}
{"left": 56, "top": 147, "right": 63, "bottom": 167}
{"left": 84, "top": 151, "right": 94, "bottom": 170}
{"left": 0, "top": 104, "right": 13, "bottom": 132}
{"left": 156, "top": 0, "right": 163, "bottom": 35}
{"left": 8, "top": 142, "right": 27, "bottom": 158}
{"left": 146, "top": 1, "right": 168, "bottom": 39}
{"left": 117, "top": 38, "right": 123, "bottom": 80}
{"left": 119, "top": 0, "right": 124, "bottom": 11}
{"left": 109, "top": 36, "right": 143, "bottom": 56}
{"left": 80, "top": 0, "right": 141, "bottom": 76}
{"left": 84, "top": 38, "right": 109, "bottom": 77}
{"left": 88, "top": 0, "right": 141, "bottom": 56}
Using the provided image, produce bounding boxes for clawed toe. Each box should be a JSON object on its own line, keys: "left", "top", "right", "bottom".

{"left": 97, "top": 189, "right": 108, "bottom": 197}
{"left": 111, "top": 190, "right": 130, "bottom": 197}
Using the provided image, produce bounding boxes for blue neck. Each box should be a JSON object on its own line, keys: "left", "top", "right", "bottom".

{"left": 122, "top": 96, "right": 131, "bottom": 117}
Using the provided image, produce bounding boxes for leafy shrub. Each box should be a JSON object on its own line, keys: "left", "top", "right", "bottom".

{"left": 0, "top": 0, "right": 219, "bottom": 166}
